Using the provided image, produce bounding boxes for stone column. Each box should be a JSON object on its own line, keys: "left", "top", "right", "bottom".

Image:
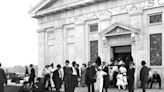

{"left": 99, "top": 16, "right": 111, "bottom": 62}
{"left": 37, "top": 29, "right": 45, "bottom": 77}
{"left": 129, "top": 8, "right": 143, "bottom": 88}
{"left": 74, "top": 21, "right": 86, "bottom": 65}
{"left": 55, "top": 26, "right": 64, "bottom": 65}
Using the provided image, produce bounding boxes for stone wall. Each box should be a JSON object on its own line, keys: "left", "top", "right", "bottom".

{"left": 36, "top": 0, "right": 164, "bottom": 88}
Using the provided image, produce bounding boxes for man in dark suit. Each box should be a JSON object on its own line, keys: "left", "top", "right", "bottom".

{"left": 85, "top": 62, "right": 96, "bottom": 92}
{"left": 0, "top": 63, "right": 7, "bottom": 92}
{"left": 63, "top": 60, "right": 72, "bottom": 92}
{"left": 52, "top": 64, "right": 62, "bottom": 92}
{"left": 29, "top": 64, "right": 36, "bottom": 87}
{"left": 71, "top": 61, "right": 78, "bottom": 92}
{"left": 127, "top": 62, "right": 135, "bottom": 92}
{"left": 102, "top": 62, "right": 109, "bottom": 92}
{"left": 140, "top": 61, "right": 149, "bottom": 92}
{"left": 150, "top": 71, "right": 161, "bottom": 89}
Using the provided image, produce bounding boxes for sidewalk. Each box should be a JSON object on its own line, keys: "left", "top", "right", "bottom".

{"left": 75, "top": 87, "right": 164, "bottom": 92}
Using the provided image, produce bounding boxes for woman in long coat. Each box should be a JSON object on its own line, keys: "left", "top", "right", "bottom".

{"left": 81, "top": 64, "right": 87, "bottom": 87}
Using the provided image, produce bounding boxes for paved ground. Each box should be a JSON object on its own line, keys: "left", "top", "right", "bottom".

{"left": 75, "top": 87, "right": 164, "bottom": 92}
{"left": 4, "top": 86, "right": 164, "bottom": 92}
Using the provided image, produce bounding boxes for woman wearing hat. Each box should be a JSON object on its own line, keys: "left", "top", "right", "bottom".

{"left": 95, "top": 66, "right": 107, "bottom": 92}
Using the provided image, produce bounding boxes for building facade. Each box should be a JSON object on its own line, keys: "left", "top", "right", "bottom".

{"left": 30, "top": 0, "right": 164, "bottom": 88}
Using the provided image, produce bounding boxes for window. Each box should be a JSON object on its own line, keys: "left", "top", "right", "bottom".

{"left": 66, "top": 27, "right": 75, "bottom": 37}
{"left": 90, "top": 40, "right": 98, "bottom": 62}
{"left": 46, "top": 28, "right": 54, "bottom": 46}
{"left": 89, "top": 23, "right": 98, "bottom": 32}
{"left": 47, "top": 31, "right": 54, "bottom": 40}
{"left": 149, "top": 13, "right": 162, "bottom": 24}
{"left": 150, "top": 33, "right": 162, "bottom": 66}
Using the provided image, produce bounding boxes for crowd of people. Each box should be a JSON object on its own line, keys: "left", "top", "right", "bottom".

{"left": 0, "top": 56, "right": 162, "bottom": 92}
{"left": 26, "top": 56, "right": 136, "bottom": 92}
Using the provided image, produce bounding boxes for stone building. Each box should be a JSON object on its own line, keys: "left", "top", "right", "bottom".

{"left": 29, "top": 0, "right": 164, "bottom": 88}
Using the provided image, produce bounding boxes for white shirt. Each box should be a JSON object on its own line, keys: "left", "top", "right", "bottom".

{"left": 72, "top": 67, "right": 77, "bottom": 75}
{"left": 58, "top": 70, "right": 62, "bottom": 78}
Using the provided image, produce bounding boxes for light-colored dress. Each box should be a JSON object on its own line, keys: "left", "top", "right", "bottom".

{"left": 95, "top": 71, "right": 107, "bottom": 92}
{"left": 119, "top": 66, "right": 127, "bottom": 86}
{"left": 116, "top": 74, "right": 124, "bottom": 86}
{"left": 50, "top": 67, "right": 55, "bottom": 87}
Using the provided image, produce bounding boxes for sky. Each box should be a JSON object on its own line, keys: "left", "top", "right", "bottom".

{"left": 0, "top": 0, "right": 41, "bottom": 67}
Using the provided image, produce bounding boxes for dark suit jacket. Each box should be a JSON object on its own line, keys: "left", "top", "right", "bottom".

{"left": 85, "top": 66, "right": 96, "bottom": 85}
{"left": 63, "top": 66, "right": 72, "bottom": 82}
{"left": 30, "top": 68, "right": 35, "bottom": 78}
{"left": 52, "top": 70, "right": 62, "bottom": 89}
{"left": 0, "top": 68, "right": 7, "bottom": 84}
{"left": 76, "top": 68, "right": 80, "bottom": 77}
{"left": 140, "top": 66, "right": 149, "bottom": 82}
{"left": 152, "top": 73, "right": 161, "bottom": 81}
{"left": 128, "top": 67, "right": 135, "bottom": 82}
{"left": 103, "top": 66, "right": 109, "bottom": 88}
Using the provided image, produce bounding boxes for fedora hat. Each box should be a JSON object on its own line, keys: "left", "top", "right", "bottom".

{"left": 141, "top": 60, "right": 146, "bottom": 65}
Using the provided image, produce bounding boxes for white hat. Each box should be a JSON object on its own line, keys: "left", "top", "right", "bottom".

{"left": 98, "top": 66, "right": 103, "bottom": 70}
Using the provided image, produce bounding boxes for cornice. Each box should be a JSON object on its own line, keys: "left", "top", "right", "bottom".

{"left": 30, "top": 0, "right": 107, "bottom": 18}
{"left": 37, "top": 29, "right": 45, "bottom": 33}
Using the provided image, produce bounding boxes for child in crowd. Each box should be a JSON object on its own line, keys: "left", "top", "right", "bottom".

{"left": 116, "top": 71, "right": 124, "bottom": 90}
{"left": 122, "top": 72, "right": 128, "bottom": 89}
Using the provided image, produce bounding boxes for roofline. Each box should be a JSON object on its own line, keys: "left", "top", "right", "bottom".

{"left": 29, "top": 0, "right": 106, "bottom": 18}
{"left": 29, "top": 0, "right": 56, "bottom": 15}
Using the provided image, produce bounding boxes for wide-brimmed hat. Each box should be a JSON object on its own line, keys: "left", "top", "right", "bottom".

{"left": 141, "top": 61, "right": 146, "bottom": 65}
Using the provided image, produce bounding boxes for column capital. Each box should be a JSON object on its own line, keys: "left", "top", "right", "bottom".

{"left": 37, "top": 29, "right": 45, "bottom": 33}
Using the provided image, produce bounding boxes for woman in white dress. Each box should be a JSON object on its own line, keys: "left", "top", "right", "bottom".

{"left": 119, "top": 64, "right": 127, "bottom": 89}
{"left": 116, "top": 71, "right": 124, "bottom": 90}
{"left": 95, "top": 66, "right": 107, "bottom": 92}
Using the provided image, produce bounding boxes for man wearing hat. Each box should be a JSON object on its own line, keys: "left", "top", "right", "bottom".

{"left": 63, "top": 60, "right": 72, "bottom": 92}
{"left": 140, "top": 61, "right": 149, "bottom": 92}
{"left": 52, "top": 64, "right": 62, "bottom": 92}
{"left": 85, "top": 62, "right": 97, "bottom": 92}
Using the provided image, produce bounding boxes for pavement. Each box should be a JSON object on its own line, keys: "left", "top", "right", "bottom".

{"left": 5, "top": 82, "right": 164, "bottom": 92}
{"left": 75, "top": 87, "right": 164, "bottom": 92}
{"left": 5, "top": 86, "right": 163, "bottom": 92}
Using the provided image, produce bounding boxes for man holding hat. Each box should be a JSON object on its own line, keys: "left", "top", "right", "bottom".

{"left": 140, "top": 61, "right": 149, "bottom": 92}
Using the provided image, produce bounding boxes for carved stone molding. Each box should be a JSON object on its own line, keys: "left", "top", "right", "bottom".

{"left": 55, "top": 25, "right": 63, "bottom": 30}
{"left": 75, "top": 21, "right": 85, "bottom": 26}
{"left": 37, "top": 29, "right": 45, "bottom": 33}
{"left": 129, "top": 9, "right": 143, "bottom": 16}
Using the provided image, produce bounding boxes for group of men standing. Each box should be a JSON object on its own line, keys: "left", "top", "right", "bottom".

{"left": 85, "top": 61, "right": 109, "bottom": 92}
{"left": 62, "top": 60, "right": 79, "bottom": 92}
